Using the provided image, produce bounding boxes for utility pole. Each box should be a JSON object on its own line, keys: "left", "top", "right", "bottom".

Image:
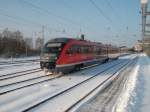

{"left": 141, "top": 0, "right": 148, "bottom": 51}
{"left": 42, "top": 25, "right": 45, "bottom": 46}
{"left": 26, "top": 45, "right": 28, "bottom": 57}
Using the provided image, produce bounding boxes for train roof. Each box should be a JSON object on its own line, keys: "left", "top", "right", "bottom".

{"left": 48, "top": 37, "right": 73, "bottom": 43}
{"left": 47, "top": 37, "right": 103, "bottom": 45}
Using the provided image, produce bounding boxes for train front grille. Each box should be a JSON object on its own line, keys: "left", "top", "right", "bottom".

{"left": 40, "top": 62, "right": 56, "bottom": 69}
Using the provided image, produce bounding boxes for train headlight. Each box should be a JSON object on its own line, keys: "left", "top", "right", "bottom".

{"left": 43, "top": 56, "right": 49, "bottom": 60}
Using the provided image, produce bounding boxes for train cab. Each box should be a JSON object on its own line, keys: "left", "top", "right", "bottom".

{"left": 40, "top": 38, "right": 69, "bottom": 71}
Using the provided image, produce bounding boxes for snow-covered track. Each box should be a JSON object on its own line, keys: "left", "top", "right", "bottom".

{"left": 0, "top": 73, "right": 63, "bottom": 95}
{"left": 65, "top": 57, "right": 138, "bottom": 112}
{"left": 0, "top": 68, "right": 41, "bottom": 80}
{"left": 26, "top": 59, "right": 133, "bottom": 111}
{"left": 23, "top": 58, "right": 132, "bottom": 112}
{"left": 0, "top": 60, "right": 39, "bottom": 69}
{"left": 0, "top": 55, "right": 137, "bottom": 112}
{"left": 0, "top": 59, "right": 121, "bottom": 95}
{"left": 23, "top": 57, "right": 137, "bottom": 112}
{"left": 0, "top": 60, "right": 118, "bottom": 95}
{"left": 0, "top": 63, "right": 106, "bottom": 95}
{"left": 0, "top": 59, "right": 39, "bottom": 65}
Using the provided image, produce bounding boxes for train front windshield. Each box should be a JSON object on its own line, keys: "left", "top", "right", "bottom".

{"left": 42, "top": 43, "right": 62, "bottom": 54}
{"left": 41, "top": 43, "right": 63, "bottom": 63}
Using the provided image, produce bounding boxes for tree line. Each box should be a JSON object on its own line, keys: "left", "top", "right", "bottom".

{"left": 0, "top": 28, "right": 39, "bottom": 57}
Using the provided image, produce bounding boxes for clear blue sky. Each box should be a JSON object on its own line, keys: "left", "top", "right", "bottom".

{"left": 0, "top": 0, "right": 143, "bottom": 47}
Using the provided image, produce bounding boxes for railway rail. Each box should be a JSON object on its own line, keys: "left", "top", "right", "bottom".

{"left": 0, "top": 68, "right": 41, "bottom": 80}
{"left": 0, "top": 59, "right": 120, "bottom": 95}
{"left": 0, "top": 73, "right": 63, "bottom": 95}
{"left": 0, "top": 54, "right": 137, "bottom": 112}
{"left": 0, "top": 59, "right": 40, "bottom": 65}
{"left": 24, "top": 57, "right": 137, "bottom": 112}
{"left": 66, "top": 57, "right": 138, "bottom": 112}
{"left": 0, "top": 57, "right": 122, "bottom": 95}
{"left": 0, "top": 60, "right": 40, "bottom": 70}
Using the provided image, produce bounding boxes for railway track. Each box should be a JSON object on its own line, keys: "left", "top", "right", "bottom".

{"left": 0, "top": 68, "right": 41, "bottom": 80}
{"left": 0, "top": 57, "right": 123, "bottom": 95}
{"left": 0, "top": 60, "right": 40, "bottom": 70}
{"left": 0, "top": 55, "right": 137, "bottom": 112}
{"left": 66, "top": 57, "right": 138, "bottom": 112}
{"left": 0, "top": 73, "right": 63, "bottom": 95}
{"left": 0, "top": 59, "right": 40, "bottom": 65}
{"left": 0, "top": 58, "right": 124, "bottom": 96}
{"left": 24, "top": 57, "right": 137, "bottom": 112}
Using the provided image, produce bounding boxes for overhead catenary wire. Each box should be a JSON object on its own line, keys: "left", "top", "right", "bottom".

{"left": 20, "top": 0, "right": 89, "bottom": 31}
{"left": 88, "top": 0, "right": 112, "bottom": 23}
{"left": 104, "top": 0, "right": 138, "bottom": 45}
{"left": 104, "top": 0, "right": 125, "bottom": 29}
{"left": 105, "top": 0, "right": 116, "bottom": 14}
{"left": 19, "top": 0, "right": 121, "bottom": 37}
{"left": 0, "top": 9, "right": 42, "bottom": 27}
{"left": 60, "top": 0, "right": 122, "bottom": 40}
{"left": 60, "top": 0, "right": 100, "bottom": 34}
{"left": 88, "top": 0, "right": 127, "bottom": 37}
{"left": 0, "top": 8, "right": 73, "bottom": 36}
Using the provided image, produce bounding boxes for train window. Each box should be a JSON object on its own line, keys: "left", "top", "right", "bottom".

{"left": 80, "top": 46, "right": 85, "bottom": 53}
{"left": 80, "top": 45, "right": 90, "bottom": 54}
{"left": 73, "top": 45, "right": 78, "bottom": 53}
{"left": 97, "top": 48, "right": 101, "bottom": 54}
{"left": 93, "top": 46, "right": 97, "bottom": 54}
{"left": 66, "top": 48, "right": 73, "bottom": 54}
{"left": 85, "top": 46, "right": 88, "bottom": 53}
{"left": 42, "top": 47, "right": 59, "bottom": 53}
{"left": 47, "top": 43, "right": 61, "bottom": 47}
{"left": 42, "top": 42, "right": 64, "bottom": 54}
{"left": 67, "top": 45, "right": 81, "bottom": 54}
{"left": 66, "top": 45, "right": 94, "bottom": 55}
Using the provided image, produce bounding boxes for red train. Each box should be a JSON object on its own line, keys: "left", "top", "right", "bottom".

{"left": 40, "top": 37, "right": 120, "bottom": 73}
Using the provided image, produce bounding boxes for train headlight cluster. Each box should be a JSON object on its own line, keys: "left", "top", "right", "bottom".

{"left": 46, "top": 57, "right": 50, "bottom": 60}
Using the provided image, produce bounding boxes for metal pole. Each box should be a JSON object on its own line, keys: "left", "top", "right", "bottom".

{"left": 141, "top": 1, "right": 148, "bottom": 51}
{"left": 26, "top": 44, "right": 27, "bottom": 56}
{"left": 42, "top": 25, "right": 45, "bottom": 46}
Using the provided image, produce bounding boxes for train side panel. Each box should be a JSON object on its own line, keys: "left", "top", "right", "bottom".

{"left": 55, "top": 40, "right": 108, "bottom": 72}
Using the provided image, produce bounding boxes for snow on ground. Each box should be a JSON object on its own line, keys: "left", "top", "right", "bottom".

{"left": 0, "top": 54, "right": 136, "bottom": 112}
{"left": 139, "top": 54, "right": 150, "bottom": 112}
{"left": 77, "top": 53, "right": 150, "bottom": 112}
{"left": 0, "top": 62, "right": 40, "bottom": 76}
{"left": 113, "top": 53, "right": 150, "bottom": 112}
{"left": 0, "top": 56, "right": 40, "bottom": 76}
{"left": 0, "top": 56, "right": 39, "bottom": 63}
{"left": 1, "top": 54, "right": 147, "bottom": 112}
{"left": 28, "top": 60, "right": 130, "bottom": 112}
{"left": 77, "top": 54, "right": 137, "bottom": 112}
{"left": 0, "top": 60, "right": 123, "bottom": 111}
